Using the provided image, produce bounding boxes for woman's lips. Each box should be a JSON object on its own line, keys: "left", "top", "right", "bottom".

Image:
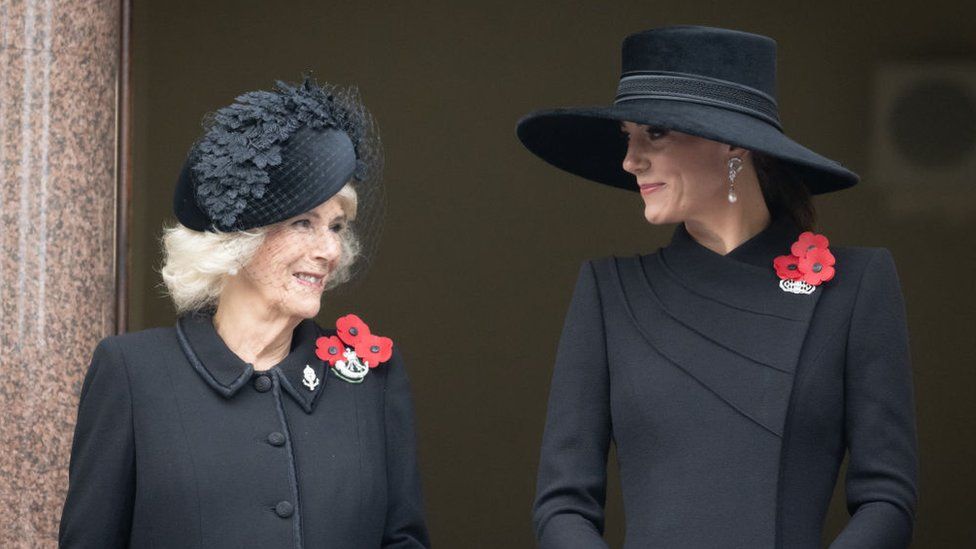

{"left": 639, "top": 182, "right": 666, "bottom": 195}
{"left": 293, "top": 272, "right": 325, "bottom": 289}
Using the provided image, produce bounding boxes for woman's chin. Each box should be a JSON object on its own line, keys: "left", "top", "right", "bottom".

{"left": 283, "top": 299, "right": 321, "bottom": 320}
{"left": 642, "top": 205, "right": 676, "bottom": 226}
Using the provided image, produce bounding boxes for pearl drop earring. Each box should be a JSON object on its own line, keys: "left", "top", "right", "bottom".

{"left": 727, "top": 157, "right": 743, "bottom": 204}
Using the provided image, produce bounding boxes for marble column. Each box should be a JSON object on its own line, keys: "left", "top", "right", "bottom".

{"left": 0, "top": 0, "right": 121, "bottom": 546}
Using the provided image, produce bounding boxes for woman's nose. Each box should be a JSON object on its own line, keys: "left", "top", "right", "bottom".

{"left": 622, "top": 140, "right": 649, "bottom": 176}
{"left": 314, "top": 232, "right": 342, "bottom": 263}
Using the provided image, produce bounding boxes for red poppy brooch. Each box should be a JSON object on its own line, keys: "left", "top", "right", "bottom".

{"left": 773, "top": 231, "right": 836, "bottom": 294}
{"left": 314, "top": 314, "right": 393, "bottom": 384}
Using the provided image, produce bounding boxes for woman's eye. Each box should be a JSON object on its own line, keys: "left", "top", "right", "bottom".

{"left": 620, "top": 125, "right": 669, "bottom": 141}
{"left": 646, "top": 127, "right": 670, "bottom": 140}
{"left": 292, "top": 219, "right": 313, "bottom": 229}
{"left": 329, "top": 223, "right": 345, "bottom": 233}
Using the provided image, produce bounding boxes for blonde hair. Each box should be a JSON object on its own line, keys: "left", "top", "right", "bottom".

{"left": 161, "top": 184, "right": 360, "bottom": 314}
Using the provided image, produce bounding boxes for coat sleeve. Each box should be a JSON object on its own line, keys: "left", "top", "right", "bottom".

{"left": 830, "top": 249, "right": 918, "bottom": 549}
{"left": 533, "top": 261, "right": 611, "bottom": 549}
{"left": 381, "top": 350, "right": 431, "bottom": 548}
{"left": 59, "top": 337, "right": 136, "bottom": 548}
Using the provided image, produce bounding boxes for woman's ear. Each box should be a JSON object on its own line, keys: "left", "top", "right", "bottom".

{"left": 727, "top": 145, "right": 752, "bottom": 159}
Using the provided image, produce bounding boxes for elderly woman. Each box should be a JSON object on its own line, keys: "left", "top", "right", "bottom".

{"left": 59, "top": 79, "right": 430, "bottom": 548}
{"left": 517, "top": 27, "right": 918, "bottom": 548}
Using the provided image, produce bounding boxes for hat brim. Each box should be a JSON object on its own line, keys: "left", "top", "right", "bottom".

{"left": 516, "top": 100, "right": 858, "bottom": 195}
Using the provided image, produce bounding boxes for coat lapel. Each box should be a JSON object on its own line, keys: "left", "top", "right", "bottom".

{"left": 612, "top": 219, "right": 823, "bottom": 437}
{"left": 177, "top": 313, "right": 328, "bottom": 413}
{"left": 275, "top": 321, "right": 329, "bottom": 414}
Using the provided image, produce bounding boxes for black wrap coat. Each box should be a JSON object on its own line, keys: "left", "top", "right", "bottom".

{"left": 533, "top": 219, "right": 918, "bottom": 548}
{"left": 59, "top": 313, "right": 430, "bottom": 548}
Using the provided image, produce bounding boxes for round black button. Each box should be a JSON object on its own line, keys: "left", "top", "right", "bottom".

{"left": 370, "top": 345, "right": 380, "bottom": 353}
{"left": 267, "top": 432, "right": 286, "bottom": 447}
{"left": 275, "top": 500, "right": 294, "bottom": 518}
{"left": 349, "top": 327, "right": 358, "bottom": 336}
{"left": 812, "top": 263, "right": 823, "bottom": 273}
{"left": 254, "top": 375, "right": 272, "bottom": 392}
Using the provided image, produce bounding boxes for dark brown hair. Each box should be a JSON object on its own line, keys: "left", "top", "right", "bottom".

{"left": 752, "top": 152, "right": 816, "bottom": 231}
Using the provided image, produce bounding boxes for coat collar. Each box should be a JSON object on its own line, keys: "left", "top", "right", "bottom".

{"left": 175, "top": 313, "right": 328, "bottom": 413}
{"left": 659, "top": 216, "right": 813, "bottom": 320}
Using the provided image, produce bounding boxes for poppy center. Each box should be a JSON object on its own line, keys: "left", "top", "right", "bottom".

{"left": 812, "top": 263, "right": 823, "bottom": 273}
{"left": 787, "top": 264, "right": 797, "bottom": 270}
{"left": 349, "top": 327, "right": 358, "bottom": 336}
{"left": 328, "top": 346, "right": 338, "bottom": 355}
{"left": 370, "top": 345, "right": 380, "bottom": 353}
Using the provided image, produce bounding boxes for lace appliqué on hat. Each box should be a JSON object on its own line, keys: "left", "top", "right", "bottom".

{"left": 193, "top": 77, "right": 376, "bottom": 229}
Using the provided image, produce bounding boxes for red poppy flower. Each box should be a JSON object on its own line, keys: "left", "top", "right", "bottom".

{"left": 355, "top": 334, "right": 394, "bottom": 367}
{"left": 798, "top": 248, "right": 836, "bottom": 285}
{"left": 790, "top": 231, "right": 830, "bottom": 258}
{"left": 336, "top": 314, "right": 370, "bottom": 346}
{"left": 315, "top": 335, "right": 346, "bottom": 366}
{"left": 773, "top": 254, "right": 804, "bottom": 280}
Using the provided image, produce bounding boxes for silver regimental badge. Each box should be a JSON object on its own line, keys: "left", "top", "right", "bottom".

{"left": 302, "top": 364, "right": 320, "bottom": 391}
{"left": 333, "top": 348, "right": 369, "bottom": 384}
{"left": 779, "top": 278, "right": 816, "bottom": 295}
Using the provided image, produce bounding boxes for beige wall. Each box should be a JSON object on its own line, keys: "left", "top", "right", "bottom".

{"left": 131, "top": 1, "right": 976, "bottom": 546}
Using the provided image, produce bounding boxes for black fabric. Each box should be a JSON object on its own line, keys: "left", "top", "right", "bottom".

{"left": 615, "top": 72, "right": 781, "bottom": 128}
{"left": 516, "top": 25, "right": 859, "bottom": 195}
{"left": 533, "top": 221, "right": 918, "bottom": 548}
{"left": 59, "top": 315, "right": 430, "bottom": 549}
{"left": 173, "top": 78, "right": 381, "bottom": 233}
{"left": 175, "top": 127, "right": 356, "bottom": 232}
{"left": 621, "top": 26, "right": 777, "bottom": 95}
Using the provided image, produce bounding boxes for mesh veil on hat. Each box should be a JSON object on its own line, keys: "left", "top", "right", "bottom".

{"left": 173, "top": 77, "right": 384, "bottom": 281}
{"left": 174, "top": 77, "right": 383, "bottom": 232}
{"left": 516, "top": 26, "right": 859, "bottom": 194}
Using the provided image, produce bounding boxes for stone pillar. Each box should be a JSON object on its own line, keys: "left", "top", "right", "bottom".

{"left": 0, "top": 0, "right": 121, "bottom": 545}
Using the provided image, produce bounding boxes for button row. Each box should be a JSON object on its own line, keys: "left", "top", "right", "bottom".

{"left": 247, "top": 373, "right": 293, "bottom": 521}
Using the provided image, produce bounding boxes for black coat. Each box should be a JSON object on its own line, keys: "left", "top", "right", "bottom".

{"left": 59, "top": 313, "right": 430, "bottom": 548}
{"left": 533, "top": 219, "right": 918, "bottom": 548}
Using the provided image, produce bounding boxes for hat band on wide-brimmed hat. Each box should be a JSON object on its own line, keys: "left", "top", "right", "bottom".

{"left": 516, "top": 26, "right": 860, "bottom": 195}
{"left": 614, "top": 71, "right": 782, "bottom": 130}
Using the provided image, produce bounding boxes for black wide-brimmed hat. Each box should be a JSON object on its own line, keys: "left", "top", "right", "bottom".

{"left": 174, "top": 77, "right": 382, "bottom": 232}
{"left": 517, "top": 25, "right": 859, "bottom": 194}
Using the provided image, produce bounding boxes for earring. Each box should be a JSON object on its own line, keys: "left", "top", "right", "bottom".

{"left": 727, "top": 157, "right": 743, "bottom": 203}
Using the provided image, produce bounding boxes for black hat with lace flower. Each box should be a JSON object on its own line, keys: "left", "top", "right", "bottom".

{"left": 174, "top": 77, "right": 382, "bottom": 232}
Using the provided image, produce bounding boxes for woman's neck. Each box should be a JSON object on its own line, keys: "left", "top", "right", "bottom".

{"left": 213, "top": 293, "right": 300, "bottom": 372}
{"left": 684, "top": 177, "right": 771, "bottom": 255}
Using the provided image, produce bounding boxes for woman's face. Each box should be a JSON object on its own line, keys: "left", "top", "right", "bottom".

{"left": 238, "top": 196, "right": 349, "bottom": 320}
{"left": 620, "top": 121, "right": 737, "bottom": 225}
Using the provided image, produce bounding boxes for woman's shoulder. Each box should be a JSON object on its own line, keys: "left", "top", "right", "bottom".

{"left": 95, "top": 325, "right": 179, "bottom": 354}
{"left": 814, "top": 246, "right": 905, "bottom": 314}
{"left": 85, "top": 326, "right": 181, "bottom": 378}
{"left": 77, "top": 327, "right": 179, "bottom": 401}
{"left": 829, "top": 245, "right": 900, "bottom": 282}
